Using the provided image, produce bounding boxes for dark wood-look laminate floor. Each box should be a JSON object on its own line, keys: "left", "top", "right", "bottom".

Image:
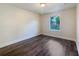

{"left": 0, "top": 35, "right": 78, "bottom": 56}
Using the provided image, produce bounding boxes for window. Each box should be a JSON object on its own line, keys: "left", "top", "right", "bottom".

{"left": 50, "top": 16, "right": 60, "bottom": 31}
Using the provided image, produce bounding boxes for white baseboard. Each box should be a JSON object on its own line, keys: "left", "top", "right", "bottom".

{"left": 42, "top": 33, "right": 76, "bottom": 42}
{"left": 0, "top": 34, "right": 40, "bottom": 48}
{"left": 0, "top": 33, "right": 76, "bottom": 48}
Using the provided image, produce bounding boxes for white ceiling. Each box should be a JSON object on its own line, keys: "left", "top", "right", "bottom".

{"left": 8, "top": 3, "right": 76, "bottom": 14}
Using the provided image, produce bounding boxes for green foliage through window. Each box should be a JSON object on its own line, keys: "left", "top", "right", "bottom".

{"left": 50, "top": 16, "right": 60, "bottom": 31}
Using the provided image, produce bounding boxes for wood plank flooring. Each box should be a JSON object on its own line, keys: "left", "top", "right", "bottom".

{"left": 0, "top": 35, "right": 78, "bottom": 56}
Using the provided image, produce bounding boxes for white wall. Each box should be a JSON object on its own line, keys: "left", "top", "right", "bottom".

{"left": 0, "top": 5, "right": 40, "bottom": 48}
{"left": 40, "top": 8, "right": 76, "bottom": 41}
{"left": 76, "top": 4, "right": 79, "bottom": 54}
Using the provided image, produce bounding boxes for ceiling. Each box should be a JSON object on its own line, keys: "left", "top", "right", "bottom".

{"left": 8, "top": 3, "right": 76, "bottom": 14}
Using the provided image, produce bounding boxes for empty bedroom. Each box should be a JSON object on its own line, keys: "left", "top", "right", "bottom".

{"left": 0, "top": 3, "right": 79, "bottom": 56}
